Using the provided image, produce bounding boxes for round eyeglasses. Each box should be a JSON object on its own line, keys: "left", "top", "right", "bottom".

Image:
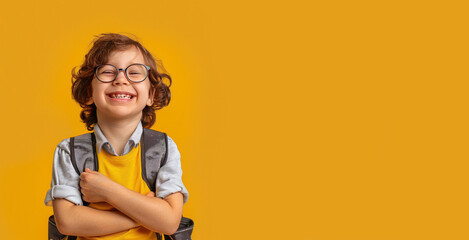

{"left": 94, "top": 63, "right": 151, "bottom": 83}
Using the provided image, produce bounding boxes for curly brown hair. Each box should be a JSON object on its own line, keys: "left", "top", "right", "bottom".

{"left": 71, "top": 33, "right": 172, "bottom": 131}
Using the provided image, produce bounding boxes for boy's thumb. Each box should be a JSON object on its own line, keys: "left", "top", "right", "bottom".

{"left": 85, "top": 168, "right": 92, "bottom": 172}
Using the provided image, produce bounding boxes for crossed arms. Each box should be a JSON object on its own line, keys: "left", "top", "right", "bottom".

{"left": 52, "top": 168, "right": 183, "bottom": 237}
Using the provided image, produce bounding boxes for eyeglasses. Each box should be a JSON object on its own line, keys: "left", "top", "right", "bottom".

{"left": 94, "top": 63, "right": 151, "bottom": 83}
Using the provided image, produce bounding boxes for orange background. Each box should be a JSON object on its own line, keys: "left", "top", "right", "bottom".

{"left": 0, "top": 0, "right": 468, "bottom": 239}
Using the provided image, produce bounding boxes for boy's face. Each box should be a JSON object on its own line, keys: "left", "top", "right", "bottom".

{"left": 88, "top": 46, "right": 154, "bottom": 122}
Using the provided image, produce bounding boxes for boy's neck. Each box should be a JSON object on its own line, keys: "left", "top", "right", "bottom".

{"left": 96, "top": 115, "right": 141, "bottom": 156}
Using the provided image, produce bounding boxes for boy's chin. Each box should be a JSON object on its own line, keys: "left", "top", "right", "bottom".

{"left": 96, "top": 109, "right": 144, "bottom": 122}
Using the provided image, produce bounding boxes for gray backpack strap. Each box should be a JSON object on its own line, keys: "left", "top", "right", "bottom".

{"left": 70, "top": 132, "right": 98, "bottom": 207}
{"left": 69, "top": 132, "right": 98, "bottom": 176}
{"left": 141, "top": 128, "right": 168, "bottom": 240}
{"left": 141, "top": 128, "right": 168, "bottom": 193}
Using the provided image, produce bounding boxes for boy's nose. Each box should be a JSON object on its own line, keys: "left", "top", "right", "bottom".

{"left": 112, "top": 70, "right": 130, "bottom": 85}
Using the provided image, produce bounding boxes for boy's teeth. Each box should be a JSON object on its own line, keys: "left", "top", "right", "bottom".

{"left": 111, "top": 94, "right": 131, "bottom": 99}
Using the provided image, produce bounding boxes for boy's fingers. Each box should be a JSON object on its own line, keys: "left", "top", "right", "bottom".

{"left": 84, "top": 168, "right": 99, "bottom": 175}
{"left": 146, "top": 191, "right": 155, "bottom": 197}
{"left": 80, "top": 171, "right": 90, "bottom": 179}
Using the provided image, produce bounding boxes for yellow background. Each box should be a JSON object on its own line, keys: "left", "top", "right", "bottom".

{"left": 0, "top": 0, "right": 468, "bottom": 239}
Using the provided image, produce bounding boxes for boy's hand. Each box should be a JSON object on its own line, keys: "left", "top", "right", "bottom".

{"left": 80, "top": 168, "right": 117, "bottom": 203}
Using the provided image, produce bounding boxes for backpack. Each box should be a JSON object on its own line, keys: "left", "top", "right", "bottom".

{"left": 48, "top": 128, "right": 194, "bottom": 240}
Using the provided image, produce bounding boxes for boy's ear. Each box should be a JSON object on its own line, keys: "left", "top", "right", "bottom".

{"left": 147, "top": 88, "right": 156, "bottom": 106}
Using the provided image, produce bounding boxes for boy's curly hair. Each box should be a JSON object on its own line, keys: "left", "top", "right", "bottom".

{"left": 71, "top": 33, "right": 172, "bottom": 131}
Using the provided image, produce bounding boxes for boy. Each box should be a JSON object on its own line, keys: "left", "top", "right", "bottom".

{"left": 44, "top": 33, "right": 189, "bottom": 240}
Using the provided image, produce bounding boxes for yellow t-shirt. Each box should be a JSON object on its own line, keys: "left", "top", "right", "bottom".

{"left": 77, "top": 145, "right": 158, "bottom": 240}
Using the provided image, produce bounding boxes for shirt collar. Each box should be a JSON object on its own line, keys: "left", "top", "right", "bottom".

{"left": 94, "top": 122, "right": 143, "bottom": 155}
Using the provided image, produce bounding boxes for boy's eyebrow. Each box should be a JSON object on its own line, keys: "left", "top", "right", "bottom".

{"left": 104, "top": 62, "right": 145, "bottom": 67}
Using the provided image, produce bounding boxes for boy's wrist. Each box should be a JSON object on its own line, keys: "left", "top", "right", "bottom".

{"left": 104, "top": 182, "right": 127, "bottom": 204}
{"left": 111, "top": 209, "right": 141, "bottom": 229}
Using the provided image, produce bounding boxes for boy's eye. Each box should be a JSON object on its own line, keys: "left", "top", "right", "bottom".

{"left": 99, "top": 69, "right": 117, "bottom": 75}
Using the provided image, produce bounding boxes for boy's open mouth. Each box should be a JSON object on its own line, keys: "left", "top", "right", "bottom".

{"left": 107, "top": 92, "right": 136, "bottom": 100}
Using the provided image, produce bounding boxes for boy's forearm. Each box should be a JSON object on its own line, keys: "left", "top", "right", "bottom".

{"left": 53, "top": 199, "right": 139, "bottom": 237}
{"left": 105, "top": 185, "right": 183, "bottom": 235}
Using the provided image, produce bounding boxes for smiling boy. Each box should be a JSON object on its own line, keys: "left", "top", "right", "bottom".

{"left": 44, "top": 33, "right": 188, "bottom": 240}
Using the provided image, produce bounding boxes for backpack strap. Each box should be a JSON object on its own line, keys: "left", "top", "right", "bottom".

{"left": 69, "top": 132, "right": 98, "bottom": 175}
{"left": 70, "top": 132, "right": 97, "bottom": 207}
{"left": 140, "top": 128, "right": 168, "bottom": 240}
{"left": 141, "top": 128, "right": 168, "bottom": 192}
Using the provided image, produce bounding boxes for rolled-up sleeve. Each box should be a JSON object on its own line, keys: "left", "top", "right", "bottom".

{"left": 155, "top": 136, "right": 189, "bottom": 204}
{"left": 44, "top": 139, "right": 83, "bottom": 206}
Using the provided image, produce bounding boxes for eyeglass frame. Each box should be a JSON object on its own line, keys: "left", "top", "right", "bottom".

{"left": 94, "top": 63, "right": 151, "bottom": 83}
